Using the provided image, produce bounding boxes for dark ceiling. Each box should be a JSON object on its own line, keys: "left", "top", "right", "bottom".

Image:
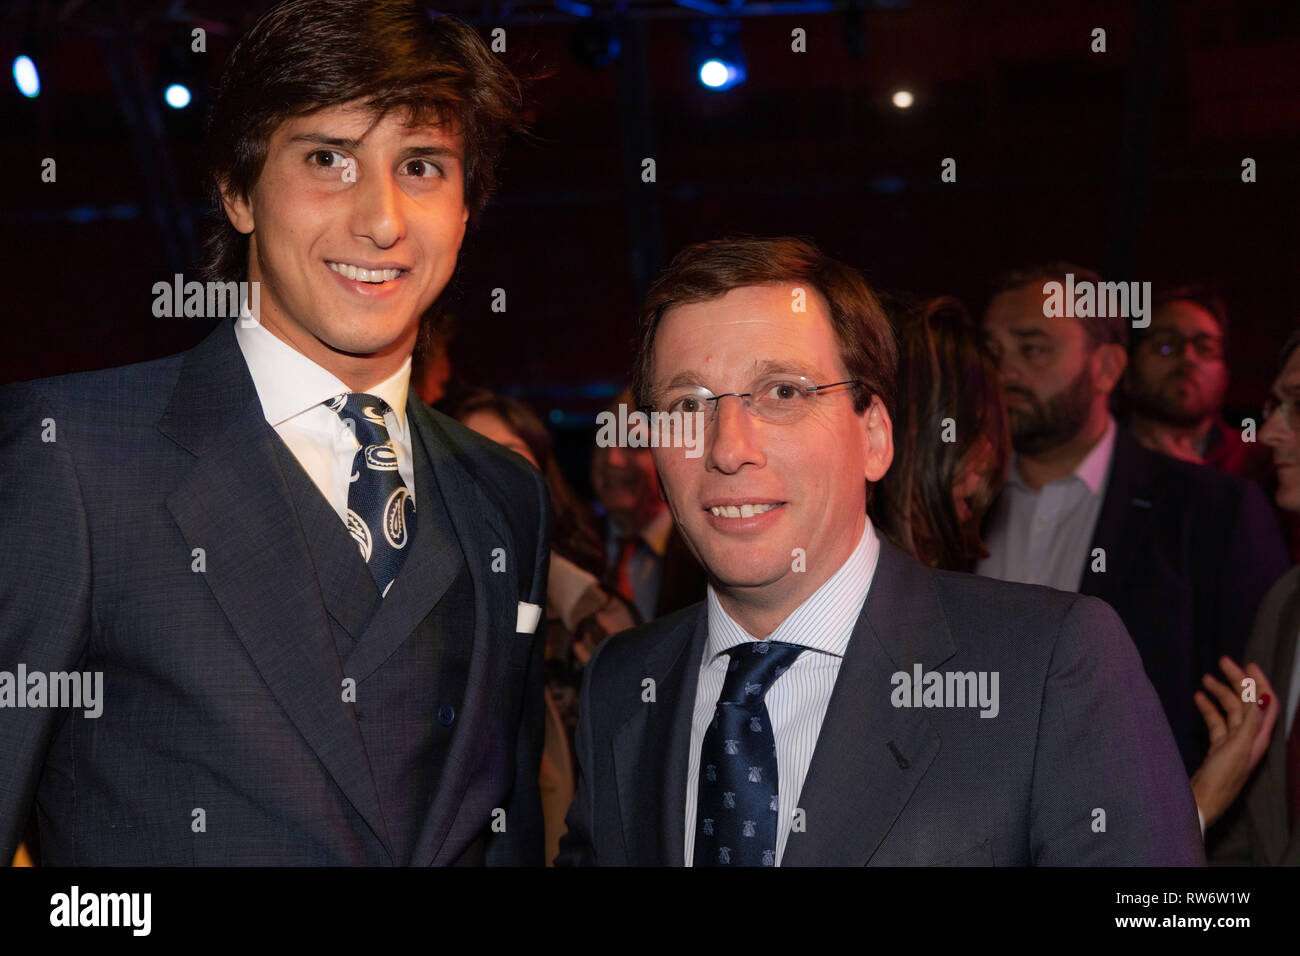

{"left": 3, "top": 0, "right": 1299, "bottom": 432}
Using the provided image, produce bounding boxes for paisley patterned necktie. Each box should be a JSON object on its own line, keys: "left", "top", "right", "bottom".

{"left": 694, "top": 640, "right": 804, "bottom": 866}
{"left": 322, "top": 392, "right": 416, "bottom": 597}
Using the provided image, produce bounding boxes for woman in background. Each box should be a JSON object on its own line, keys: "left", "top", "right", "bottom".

{"left": 871, "top": 295, "right": 1009, "bottom": 572}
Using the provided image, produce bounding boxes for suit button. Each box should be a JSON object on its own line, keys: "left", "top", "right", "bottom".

{"left": 438, "top": 705, "right": 455, "bottom": 726}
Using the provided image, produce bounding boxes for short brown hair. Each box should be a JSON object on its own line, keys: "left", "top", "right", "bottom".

{"left": 989, "top": 261, "right": 1127, "bottom": 351}
{"left": 201, "top": 0, "right": 524, "bottom": 282}
{"left": 631, "top": 237, "right": 898, "bottom": 420}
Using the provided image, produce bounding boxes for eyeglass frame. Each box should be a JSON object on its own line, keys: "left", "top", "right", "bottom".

{"left": 1140, "top": 329, "right": 1225, "bottom": 361}
{"left": 638, "top": 374, "right": 866, "bottom": 425}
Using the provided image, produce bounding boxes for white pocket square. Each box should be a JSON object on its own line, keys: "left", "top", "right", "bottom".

{"left": 516, "top": 601, "right": 543, "bottom": 634}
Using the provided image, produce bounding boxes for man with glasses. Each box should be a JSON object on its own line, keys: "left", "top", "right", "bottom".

{"left": 556, "top": 237, "right": 1203, "bottom": 866}
{"left": 1211, "top": 330, "right": 1300, "bottom": 864}
{"left": 1128, "top": 287, "right": 1272, "bottom": 484}
{"left": 979, "top": 264, "right": 1288, "bottom": 778}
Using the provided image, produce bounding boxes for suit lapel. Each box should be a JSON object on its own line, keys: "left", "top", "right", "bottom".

{"left": 159, "top": 321, "right": 392, "bottom": 859}
{"left": 408, "top": 405, "right": 521, "bottom": 866}
{"left": 1250, "top": 579, "right": 1300, "bottom": 864}
{"left": 1080, "top": 429, "right": 1160, "bottom": 605}
{"left": 781, "top": 540, "right": 948, "bottom": 866}
{"left": 613, "top": 607, "right": 708, "bottom": 865}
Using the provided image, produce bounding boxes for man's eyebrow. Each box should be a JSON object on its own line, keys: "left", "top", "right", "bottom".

{"left": 653, "top": 359, "right": 820, "bottom": 393}
{"left": 289, "top": 133, "right": 363, "bottom": 150}
{"left": 287, "top": 135, "right": 461, "bottom": 163}
{"left": 1008, "top": 328, "right": 1050, "bottom": 340}
{"left": 395, "top": 144, "right": 462, "bottom": 163}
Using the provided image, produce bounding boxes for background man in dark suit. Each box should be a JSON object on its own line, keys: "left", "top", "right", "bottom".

{"left": 1212, "top": 330, "right": 1300, "bottom": 864}
{"left": 557, "top": 237, "right": 1202, "bottom": 866}
{"left": 0, "top": 0, "right": 548, "bottom": 866}
{"left": 591, "top": 389, "right": 707, "bottom": 624}
{"left": 978, "top": 264, "right": 1288, "bottom": 774}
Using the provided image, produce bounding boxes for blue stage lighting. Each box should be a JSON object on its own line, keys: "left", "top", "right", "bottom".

{"left": 164, "top": 83, "right": 192, "bottom": 109}
{"left": 13, "top": 56, "right": 39, "bottom": 98}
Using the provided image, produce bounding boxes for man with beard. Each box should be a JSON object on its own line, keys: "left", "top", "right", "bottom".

{"left": 1128, "top": 287, "right": 1271, "bottom": 483}
{"left": 979, "top": 263, "right": 1288, "bottom": 775}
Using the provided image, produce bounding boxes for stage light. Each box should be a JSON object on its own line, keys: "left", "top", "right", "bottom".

{"left": 892, "top": 89, "right": 914, "bottom": 109}
{"left": 693, "top": 23, "right": 745, "bottom": 92}
{"left": 12, "top": 56, "right": 39, "bottom": 98}
{"left": 164, "top": 83, "right": 192, "bottom": 109}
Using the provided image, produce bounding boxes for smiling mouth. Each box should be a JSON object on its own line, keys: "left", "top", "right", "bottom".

{"left": 708, "top": 502, "right": 782, "bottom": 518}
{"left": 326, "top": 261, "right": 407, "bottom": 284}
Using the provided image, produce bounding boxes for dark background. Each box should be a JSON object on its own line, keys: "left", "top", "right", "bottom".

{"left": 3, "top": 0, "right": 1299, "bottom": 490}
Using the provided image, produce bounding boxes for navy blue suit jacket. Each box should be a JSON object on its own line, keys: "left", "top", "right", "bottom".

{"left": 0, "top": 321, "right": 549, "bottom": 865}
{"left": 557, "top": 538, "right": 1204, "bottom": 866}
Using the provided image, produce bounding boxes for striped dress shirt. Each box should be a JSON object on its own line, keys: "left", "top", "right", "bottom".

{"left": 684, "top": 520, "right": 880, "bottom": 866}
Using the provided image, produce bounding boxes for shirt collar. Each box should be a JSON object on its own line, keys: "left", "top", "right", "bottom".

{"left": 1007, "top": 414, "right": 1116, "bottom": 496}
{"left": 607, "top": 504, "right": 674, "bottom": 557}
{"left": 234, "top": 317, "right": 411, "bottom": 437}
{"left": 705, "top": 518, "right": 880, "bottom": 662}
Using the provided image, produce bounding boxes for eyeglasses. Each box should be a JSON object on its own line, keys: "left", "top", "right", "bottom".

{"left": 1142, "top": 330, "right": 1224, "bottom": 361}
{"left": 1264, "top": 394, "right": 1299, "bottom": 430}
{"left": 641, "top": 375, "right": 863, "bottom": 425}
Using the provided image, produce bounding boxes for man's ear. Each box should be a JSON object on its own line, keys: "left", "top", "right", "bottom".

{"left": 1092, "top": 342, "right": 1128, "bottom": 396}
{"left": 862, "top": 395, "right": 894, "bottom": 482}
{"left": 219, "top": 178, "right": 256, "bottom": 235}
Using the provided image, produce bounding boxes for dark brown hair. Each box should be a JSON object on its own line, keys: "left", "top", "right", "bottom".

{"left": 630, "top": 237, "right": 898, "bottom": 421}
{"left": 870, "top": 297, "right": 1010, "bottom": 571}
{"left": 201, "top": 0, "right": 524, "bottom": 282}
{"left": 450, "top": 390, "right": 605, "bottom": 577}
{"left": 989, "top": 261, "right": 1127, "bottom": 351}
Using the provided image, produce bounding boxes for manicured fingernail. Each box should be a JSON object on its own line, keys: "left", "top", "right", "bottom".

{"left": 1259, "top": 693, "right": 1271, "bottom": 709}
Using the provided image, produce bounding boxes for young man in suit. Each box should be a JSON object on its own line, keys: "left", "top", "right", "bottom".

{"left": 978, "top": 264, "right": 1288, "bottom": 774}
{"left": 556, "top": 237, "right": 1203, "bottom": 866}
{"left": 1211, "top": 330, "right": 1300, "bottom": 864}
{"left": 0, "top": 0, "right": 549, "bottom": 865}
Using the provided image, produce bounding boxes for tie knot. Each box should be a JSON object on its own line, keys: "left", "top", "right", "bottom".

{"left": 324, "top": 393, "right": 393, "bottom": 443}
{"left": 717, "top": 641, "right": 803, "bottom": 705}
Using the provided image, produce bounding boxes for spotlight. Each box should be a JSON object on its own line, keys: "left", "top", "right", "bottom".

{"left": 891, "top": 89, "right": 914, "bottom": 109}
{"left": 164, "top": 83, "right": 192, "bottom": 109}
{"left": 12, "top": 55, "right": 39, "bottom": 98}
{"left": 693, "top": 22, "right": 745, "bottom": 92}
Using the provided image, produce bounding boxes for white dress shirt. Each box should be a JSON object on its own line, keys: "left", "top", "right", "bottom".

{"left": 684, "top": 520, "right": 880, "bottom": 866}
{"left": 234, "top": 318, "right": 415, "bottom": 523}
{"left": 976, "top": 416, "right": 1116, "bottom": 592}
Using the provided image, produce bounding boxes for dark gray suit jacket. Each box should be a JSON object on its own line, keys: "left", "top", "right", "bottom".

{"left": 0, "top": 320, "right": 549, "bottom": 865}
{"left": 557, "top": 538, "right": 1204, "bottom": 865}
{"left": 1210, "top": 565, "right": 1300, "bottom": 865}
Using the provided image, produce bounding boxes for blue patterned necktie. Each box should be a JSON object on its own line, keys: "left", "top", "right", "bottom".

{"left": 322, "top": 392, "right": 416, "bottom": 597}
{"left": 694, "top": 640, "right": 804, "bottom": 867}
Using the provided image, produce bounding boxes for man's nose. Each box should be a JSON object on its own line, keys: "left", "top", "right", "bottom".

{"left": 705, "top": 396, "right": 765, "bottom": 474}
{"left": 1261, "top": 402, "right": 1288, "bottom": 449}
{"left": 349, "top": 168, "right": 406, "bottom": 248}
